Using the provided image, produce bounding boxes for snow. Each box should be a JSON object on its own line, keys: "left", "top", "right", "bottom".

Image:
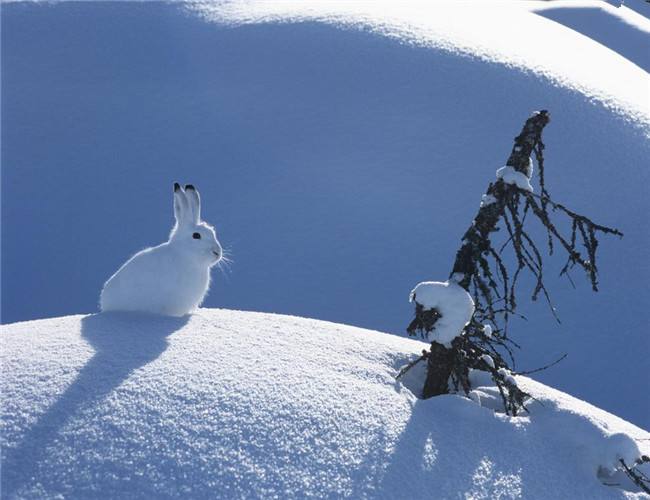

{"left": 190, "top": 0, "right": 650, "bottom": 128}
{"left": 2, "top": 309, "right": 649, "bottom": 499}
{"left": 409, "top": 281, "right": 475, "bottom": 346}
{"left": 2, "top": 0, "right": 649, "bottom": 430}
{"left": 599, "top": 433, "right": 644, "bottom": 472}
{"left": 532, "top": 0, "right": 650, "bottom": 73}
{"left": 1, "top": 8, "right": 648, "bottom": 496}
{"left": 496, "top": 166, "right": 534, "bottom": 192}
{"left": 483, "top": 324, "right": 493, "bottom": 338}
{"left": 482, "top": 354, "right": 496, "bottom": 369}
{"left": 497, "top": 368, "right": 518, "bottom": 388}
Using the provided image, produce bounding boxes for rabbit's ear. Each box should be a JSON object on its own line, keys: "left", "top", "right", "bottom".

{"left": 173, "top": 182, "right": 190, "bottom": 226}
{"left": 184, "top": 184, "right": 201, "bottom": 224}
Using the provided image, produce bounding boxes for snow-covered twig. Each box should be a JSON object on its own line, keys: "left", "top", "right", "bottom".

{"left": 395, "top": 350, "right": 428, "bottom": 380}
{"left": 619, "top": 457, "right": 650, "bottom": 494}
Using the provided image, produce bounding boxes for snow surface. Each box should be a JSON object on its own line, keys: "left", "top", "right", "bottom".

{"left": 496, "top": 166, "right": 535, "bottom": 192}
{"left": 2, "top": 1, "right": 649, "bottom": 430}
{"left": 409, "top": 281, "right": 475, "bottom": 346}
{"left": 1, "top": 309, "right": 649, "bottom": 499}
{"left": 189, "top": 0, "right": 650, "bottom": 128}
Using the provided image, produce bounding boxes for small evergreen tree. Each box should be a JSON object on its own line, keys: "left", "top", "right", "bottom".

{"left": 399, "top": 110, "right": 650, "bottom": 492}
{"left": 401, "top": 110, "right": 622, "bottom": 415}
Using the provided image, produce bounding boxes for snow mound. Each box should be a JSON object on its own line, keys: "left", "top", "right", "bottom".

{"left": 409, "top": 281, "right": 475, "bottom": 346}
{"left": 2, "top": 309, "right": 648, "bottom": 499}
{"left": 189, "top": 0, "right": 650, "bottom": 129}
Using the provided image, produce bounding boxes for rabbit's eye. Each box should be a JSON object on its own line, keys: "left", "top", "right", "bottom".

{"left": 192, "top": 232, "right": 201, "bottom": 240}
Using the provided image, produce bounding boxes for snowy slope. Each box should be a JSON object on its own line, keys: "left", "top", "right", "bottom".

{"left": 2, "top": 0, "right": 649, "bottom": 430}
{"left": 1, "top": 309, "right": 649, "bottom": 499}
{"left": 190, "top": 0, "right": 650, "bottom": 123}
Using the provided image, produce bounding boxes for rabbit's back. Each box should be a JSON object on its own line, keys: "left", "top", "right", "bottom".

{"left": 100, "top": 244, "right": 210, "bottom": 316}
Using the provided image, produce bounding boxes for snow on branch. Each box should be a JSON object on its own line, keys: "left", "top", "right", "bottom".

{"left": 620, "top": 456, "right": 650, "bottom": 494}
{"left": 408, "top": 281, "right": 474, "bottom": 347}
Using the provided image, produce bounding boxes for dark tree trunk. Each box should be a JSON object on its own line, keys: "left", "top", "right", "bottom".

{"left": 422, "top": 342, "right": 456, "bottom": 398}
{"left": 421, "top": 111, "right": 551, "bottom": 399}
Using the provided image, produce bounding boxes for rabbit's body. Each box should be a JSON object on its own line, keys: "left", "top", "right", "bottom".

{"left": 100, "top": 184, "right": 222, "bottom": 317}
{"left": 100, "top": 244, "right": 211, "bottom": 316}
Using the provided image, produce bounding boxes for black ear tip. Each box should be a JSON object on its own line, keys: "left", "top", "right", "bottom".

{"left": 174, "top": 182, "right": 181, "bottom": 192}
{"left": 185, "top": 184, "right": 195, "bottom": 191}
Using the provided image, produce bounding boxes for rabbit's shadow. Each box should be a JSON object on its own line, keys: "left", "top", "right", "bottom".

{"left": 1, "top": 312, "right": 189, "bottom": 498}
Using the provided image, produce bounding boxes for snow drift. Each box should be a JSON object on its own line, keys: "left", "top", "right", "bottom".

{"left": 189, "top": 0, "right": 650, "bottom": 127}
{"left": 2, "top": 309, "right": 648, "bottom": 498}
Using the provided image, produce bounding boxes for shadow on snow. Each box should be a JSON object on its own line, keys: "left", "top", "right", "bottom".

{"left": 1, "top": 312, "right": 188, "bottom": 499}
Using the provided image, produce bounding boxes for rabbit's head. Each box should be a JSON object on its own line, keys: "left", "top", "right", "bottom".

{"left": 170, "top": 183, "right": 222, "bottom": 267}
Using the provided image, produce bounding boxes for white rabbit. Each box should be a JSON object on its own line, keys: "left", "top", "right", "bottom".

{"left": 100, "top": 183, "right": 223, "bottom": 316}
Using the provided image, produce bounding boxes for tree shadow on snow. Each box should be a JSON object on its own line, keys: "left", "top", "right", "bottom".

{"left": 1, "top": 312, "right": 189, "bottom": 499}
